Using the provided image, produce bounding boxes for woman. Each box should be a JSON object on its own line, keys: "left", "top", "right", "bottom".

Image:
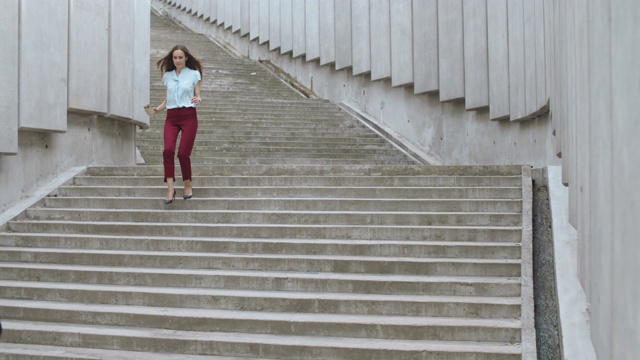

{"left": 146, "top": 45, "right": 203, "bottom": 205}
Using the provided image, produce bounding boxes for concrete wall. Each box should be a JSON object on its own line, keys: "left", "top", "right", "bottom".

{"left": 0, "top": 0, "right": 151, "bottom": 213}
{"left": 155, "top": 1, "right": 638, "bottom": 358}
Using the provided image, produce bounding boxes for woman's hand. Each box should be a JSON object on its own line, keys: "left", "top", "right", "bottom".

{"left": 144, "top": 104, "right": 154, "bottom": 116}
{"left": 191, "top": 97, "right": 202, "bottom": 106}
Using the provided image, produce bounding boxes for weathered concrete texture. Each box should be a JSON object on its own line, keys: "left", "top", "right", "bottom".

{"left": 351, "top": 0, "right": 370, "bottom": 75}
{"left": 369, "top": 0, "right": 391, "bottom": 81}
{"left": 279, "top": 0, "right": 292, "bottom": 54}
{"left": 412, "top": 0, "right": 438, "bottom": 94}
{"left": 0, "top": 114, "right": 137, "bottom": 214}
{"left": 390, "top": 0, "right": 413, "bottom": 87}
{"left": 304, "top": 0, "right": 319, "bottom": 61}
{"left": 334, "top": 0, "right": 351, "bottom": 70}
{"left": 0, "top": 0, "right": 18, "bottom": 154}
{"left": 19, "top": 0, "right": 68, "bottom": 132}
{"left": 487, "top": 0, "right": 510, "bottom": 120}
{"left": 292, "top": 0, "right": 305, "bottom": 57}
{"left": 437, "top": 0, "right": 464, "bottom": 101}
{"left": 109, "top": 0, "right": 135, "bottom": 121}
{"left": 318, "top": 0, "right": 335, "bottom": 66}
{"left": 462, "top": 0, "right": 489, "bottom": 110}
{"left": 531, "top": 169, "right": 561, "bottom": 360}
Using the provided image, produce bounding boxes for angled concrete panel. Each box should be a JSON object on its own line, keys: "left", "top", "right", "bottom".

{"left": 487, "top": 0, "right": 510, "bottom": 120}
{"left": 437, "top": 0, "right": 464, "bottom": 101}
{"left": 68, "top": 0, "right": 109, "bottom": 115}
{"left": 132, "top": 0, "right": 151, "bottom": 127}
{"left": 225, "top": 0, "right": 233, "bottom": 30}
{"left": 390, "top": 0, "right": 412, "bottom": 87}
{"left": 208, "top": 0, "right": 218, "bottom": 23}
{"left": 412, "top": 0, "right": 438, "bottom": 94}
{"left": 523, "top": 0, "right": 537, "bottom": 115}
{"left": 232, "top": 0, "right": 241, "bottom": 33}
{"left": 269, "top": 0, "right": 281, "bottom": 50}
{"left": 463, "top": 0, "right": 489, "bottom": 110}
{"left": 249, "top": 0, "right": 259, "bottom": 40}
{"left": 335, "top": 0, "right": 352, "bottom": 70}
{"left": 259, "top": 0, "right": 269, "bottom": 44}
{"left": 108, "top": 0, "right": 135, "bottom": 120}
{"left": 0, "top": 0, "right": 18, "bottom": 154}
{"left": 351, "top": 0, "right": 370, "bottom": 75}
{"left": 217, "top": 0, "right": 225, "bottom": 26}
{"left": 280, "top": 0, "right": 293, "bottom": 54}
{"left": 534, "top": 0, "right": 547, "bottom": 108}
{"left": 241, "top": 0, "right": 250, "bottom": 36}
{"left": 292, "top": 0, "right": 306, "bottom": 58}
{"left": 507, "top": 0, "right": 526, "bottom": 120}
{"left": 370, "top": 0, "right": 391, "bottom": 81}
{"left": 19, "top": 0, "right": 68, "bottom": 132}
{"left": 305, "top": 0, "right": 320, "bottom": 61}
{"left": 319, "top": 0, "right": 336, "bottom": 66}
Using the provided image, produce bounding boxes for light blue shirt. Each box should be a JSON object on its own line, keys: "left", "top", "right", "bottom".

{"left": 162, "top": 68, "right": 201, "bottom": 109}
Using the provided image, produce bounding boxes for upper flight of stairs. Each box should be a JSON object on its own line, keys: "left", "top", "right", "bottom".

{"left": 0, "top": 10, "right": 535, "bottom": 360}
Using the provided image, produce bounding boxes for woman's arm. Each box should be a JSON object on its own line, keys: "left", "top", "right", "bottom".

{"left": 191, "top": 80, "right": 202, "bottom": 105}
{"left": 145, "top": 99, "right": 166, "bottom": 116}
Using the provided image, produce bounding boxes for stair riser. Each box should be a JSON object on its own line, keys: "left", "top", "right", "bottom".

{"left": 56, "top": 187, "right": 522, "bottom": 199}
{"left": 0, "top": 251, "right": 521, "bottom": 277}
{"left": 0, "top": 235, "right": 522, "bottom": 259}
{"left": 1, "top": 328, "right": 521, "bottom": 360}
{"left": 0, "top": 286, "right": 521, "bottom": 318}
{"left": 23, "top": 209, "right": 523, "bottom": 227}
{"left": 0, "top": 268, "right": 521, "bottom": 296}
{"left": 7, "top": 222, "right": 523, "bottom": 242}
{"left": 0, "top": 306, "right": 521, "bottom": 342}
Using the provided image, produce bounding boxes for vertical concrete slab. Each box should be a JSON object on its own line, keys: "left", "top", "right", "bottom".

{"left": 0, "top": 0, "right": 18, "bottom": 154}
{"left": 487, "top": 0, "right": 510, "bottom": 120}
{"left": 259, "top": 0, "right": 269, "bottom": 44}
{"left": 292, "top": 0, "right": 306, "bottom": 58}
{"left": 412, "top": 0, "right": 438, "bottom": 94}
{"left": 390, "top": 0, "right": 412, "bottom": 87}
{"left": 351, "top": 0, "right": 370, "bottom": 75}
{"left": 19, "top": 0, "right": 68, "bottom": 132}
{"left": 209, "top": 0, "right": 218, "bottom": 23}
{"left": 280, "top": 0, "right": 293, "bottom": 54}
{"left": 523, "top": 0, "right": 537, "bottom": 115}
{"left": 225, "top": 0, "right": 233, "bottom": 30}
{"left": 370, "top": 0, "right": 391, "bottom": 81}
{"left": 108, "top": 0, "right": 134, "bottom": 121}
{"left": 132, "top": 0, "right": 151, "bottom": 127}
{"left": 462, "top": 0, "right": 489, "bottom": 110}
{"left": 437, "top": 0, "right": 464, "bottom": 101}
{"left": 611, "top": 1, "right": 640, "bottom": 358}
{"left": 217, "top": 0, "right": 225, "bottom": 27}
{"left": 305, "top": 0, "right": 320, "bottom": 61}
{"left": 507, "top": 0, "right": 526, "bottom": 120}
{"left": 68, "top": 0, "right": 109, "bottom": 115}
{"left": 269, "top": 0, "right": 281, "bottom": 50}
{"left": 197, "top": 0, "right": 206, "bottom": 18}
{"left": 232, "top": 0, "right": 241, "bottom": 33}
{"left": 534, "top": 0, "right": 546, "bottom": 108}
{"left": 335, "top": 0, "right": 352, "bottom": 70}
{"left": 241, "top": 0, "right": 250, "bottom": 36}
{"left": 319, "top": 0, "right": 335, "bottom": 66}
{"left": 249, "top": 0, "right": 260, "bottom": 40}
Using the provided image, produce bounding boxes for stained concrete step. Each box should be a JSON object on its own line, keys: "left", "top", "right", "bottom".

{"left": 68, "top": 174, "right": 523, "bottom": 187}
{"left": 0, "top": 233, "right": 522, "bottom": 258}
{"left": 1, "top": 320, "right": 521, "bottom": 359}
{"left": 0, "top": 263, "right": 521, "bottom": 296}
{"left": 0, "top": 280, "right": 521, "bottom": 318}
{"left": 0, "top": 248, "right": 521, "bottom": 276}
{"left": 19, "top": 208, "right": 522, "bottom": 227}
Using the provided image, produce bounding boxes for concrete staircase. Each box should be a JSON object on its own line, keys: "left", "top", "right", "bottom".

{"left": 0, "top": 11, "right": 534, "bottom": 360}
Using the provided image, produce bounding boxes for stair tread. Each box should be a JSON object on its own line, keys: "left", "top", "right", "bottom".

{"left": 3, "top": 320, "right": 522, "bottom": 353}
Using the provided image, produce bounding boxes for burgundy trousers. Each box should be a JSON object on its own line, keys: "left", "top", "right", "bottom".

{"left": 163, "top": 107, "right": 198, "bottom": 182}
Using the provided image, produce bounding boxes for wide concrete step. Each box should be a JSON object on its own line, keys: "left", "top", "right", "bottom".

{"left": 0, "top": 281, "right": 521, "bottom": 318}
{"left": 68, "top": 174, "right": 523, "bottom": 187}
{"left": 0, "top": 263, "right": 521, "bottom": 296}
{"left": 139, "top": 152, "right": 410, "bottom": 162}
{"left": 137, "top": 145, "right": 403, "bottom": 155}
{"left": 1, "top": 320, "right": 521, "bottom": 359}
{"left": 139, "top": 127, "right": 380, "bottom": 137}
{"left": 42, "top": 197, "right": 522, "bottom": 212}
{"left": 0, "top": 234, "right": 522, "bottom": 258}
{"left": 0, "top": 248, "right": 521, "bottom": 276}
{"left": 20, "top": 208, "right": 522, "bottom": 226}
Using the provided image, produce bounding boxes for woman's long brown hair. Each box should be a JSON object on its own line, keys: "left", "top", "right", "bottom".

{"left": 156, "top": 45, "right": 203, "bottom": 76}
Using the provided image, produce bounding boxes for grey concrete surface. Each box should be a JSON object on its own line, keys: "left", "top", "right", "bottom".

{"left": 351, "top": 0, "right": 370, "bottom": 76}
{"left": 412, "top": 0, "right": 438, "bottom": 94}
{"left": 369, "top": 0, "right": 391, "bottom": 81}
{"left": 487, "top": 0, "right": 510, "bottom": 120}
{"left": 0, "top": 0, "right": 18, "bottom": 154}
{"left": 437, "top": 0, "right": 464, "bottom": 101}
{"left": 463, "top": 0, "right": 489, "bottom": 110}
{"left": 390, "top": 0, "right": 413, "bottom": 87}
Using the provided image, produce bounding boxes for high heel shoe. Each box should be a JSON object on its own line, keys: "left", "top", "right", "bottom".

{"left": 183, "top": 193, "right": 193, "bottom": 200}
{"left": 164, "top": 189, "right": 176, "bottom": 205}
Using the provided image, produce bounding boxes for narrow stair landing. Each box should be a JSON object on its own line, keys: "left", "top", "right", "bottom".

{"left": 0, "top": 11, "right": 535, "bottom": 360}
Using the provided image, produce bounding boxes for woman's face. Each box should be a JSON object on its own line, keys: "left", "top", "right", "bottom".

{"left": 172, "top": 49, "right": 187, "bottom": 70}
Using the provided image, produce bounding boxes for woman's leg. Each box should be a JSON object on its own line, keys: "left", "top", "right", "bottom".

{"left": 163, "top": 115, "right": 180, "bottom": 199}
{"left": 177, "top": 115, "right": 198, "bottom": 194}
